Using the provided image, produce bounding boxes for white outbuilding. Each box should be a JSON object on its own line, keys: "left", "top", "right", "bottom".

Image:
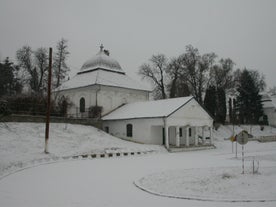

{"left": 102, "top": 96, "right": 214, "bottom": 149}
{"left": 262, "top": 93, "right": 276, "bottom": 127}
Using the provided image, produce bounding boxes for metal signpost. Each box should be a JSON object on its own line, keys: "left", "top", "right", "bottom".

{"left": 237, "top": 130, "right": 249, "bottom": 174}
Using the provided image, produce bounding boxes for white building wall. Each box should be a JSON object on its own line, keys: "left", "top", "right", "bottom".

{"left": 103, "top": 118, "right": 164, "bottom": 144}
{"left": 54, "top": 85, "right": 149, "bottom": 117}
{"left": 168, "top": 98, "right": 213, "bottom": 127}
{"left": 263, "top": 108, "right": 276, "bottom": 127}
{"left": 102, "top": 98, "right": 213, "bottom": 146}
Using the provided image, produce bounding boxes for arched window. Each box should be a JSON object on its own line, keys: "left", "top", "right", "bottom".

{"left": 126, "top": 124, "right": 133, "bottom": 137}
{"left": 79, "top": 97, "right": 85, "bottom": 113}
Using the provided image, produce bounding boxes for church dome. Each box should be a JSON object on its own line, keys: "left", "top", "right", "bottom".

{"left": 80, "top": 45, "right": 123, "bottom": 74}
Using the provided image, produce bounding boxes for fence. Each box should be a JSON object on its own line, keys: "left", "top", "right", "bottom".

{"left": 0, "top": 114, "right": 102, "bottom": 128}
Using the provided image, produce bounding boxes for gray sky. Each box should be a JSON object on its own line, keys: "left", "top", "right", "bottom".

{"left": 0, "top": 0, "right": 275, "bottom": 88}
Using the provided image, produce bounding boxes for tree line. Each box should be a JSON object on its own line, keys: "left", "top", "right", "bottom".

{"left": 0, "top": 38, "right": 70, "bottom": 116}
{"left": 139, "top": 45, "right": 266, "bottom": 125}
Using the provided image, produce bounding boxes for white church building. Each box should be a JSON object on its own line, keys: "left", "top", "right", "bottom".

{"left": 55, "top": 45, "right": 214, "bottom": 149}
{"left": 54, "top": 45, "right": 151, "bottom": 118}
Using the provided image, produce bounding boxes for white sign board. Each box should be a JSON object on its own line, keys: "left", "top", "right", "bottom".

{"left": 237, "top": 130, "right": 249, "bottom": 145}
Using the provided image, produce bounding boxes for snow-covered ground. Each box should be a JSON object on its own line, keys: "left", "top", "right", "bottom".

{"left": 0, "top": 122, "right": 165, "bottom": 177}
{"left": 0, "top": 122, "right": 276, "bottom": 207}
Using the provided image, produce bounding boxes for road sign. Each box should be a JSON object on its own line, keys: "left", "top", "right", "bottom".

{"left": 237, "top": 130, "right": 248, "bottom": 145}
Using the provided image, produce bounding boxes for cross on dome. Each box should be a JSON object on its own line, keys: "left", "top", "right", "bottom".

{"left": 100, "top": 44, "right": 104, "bottom": 51}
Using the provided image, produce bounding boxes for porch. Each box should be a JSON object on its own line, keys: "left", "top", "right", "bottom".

{"left": 151, "top": 125, "right": 214, "bottom": 150}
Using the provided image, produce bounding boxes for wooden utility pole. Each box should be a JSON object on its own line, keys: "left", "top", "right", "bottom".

{"left": 45, "top": 47, "right": 52, "bottom": 154}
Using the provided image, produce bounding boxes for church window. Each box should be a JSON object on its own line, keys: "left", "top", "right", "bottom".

{"left": 126, "top": 124, "right": 133, "bottom": 137}
{"left": 80, "top": 97, "right": 85, "bottom": 113}
{"left": 105, "top": 126, "right": 109, "bottom": 133}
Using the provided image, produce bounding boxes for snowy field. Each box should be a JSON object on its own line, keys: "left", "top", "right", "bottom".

{"left": 0, "top": 122, "right": 276, "bottom": 207}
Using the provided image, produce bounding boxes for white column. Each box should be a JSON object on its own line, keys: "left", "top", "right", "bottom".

{"left": 202, "top": 126, "right": 206, "bottom": 145}
{"left": 164, "top": 119, "right": 169, "bottom": 149}
{"left": 195, "top": 127, "right": 198, "bottom": 146}
{"left": 176, "top": 126, "right": 180, "bottom": 147}
{"left": 186, "top": 126, "right": 190, "bottom": 147}
{"left": 210, "top": 127, "right": 213, "bottom": 145}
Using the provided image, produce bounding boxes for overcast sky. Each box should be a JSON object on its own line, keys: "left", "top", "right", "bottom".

{"left": 0, "top": 0, "right": 275, "bottom": 88}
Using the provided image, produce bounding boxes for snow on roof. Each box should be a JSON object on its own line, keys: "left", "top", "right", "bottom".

{"left": 55, "top": 69, "right": 151, "bottom": 92}
{"left": 80, "top": 49, "right": 123, "bottom": 73}
{"left": 262, "top": 93, "right": 276, "bottom": 109}
{"left": 102, "top": 96, "right": 194, "bottom": 120}
{"left": 271, "top": 96, "right": 276, "bottom": 107}
{"left": 262, "top": 100, "right": 275, "bottom": 109}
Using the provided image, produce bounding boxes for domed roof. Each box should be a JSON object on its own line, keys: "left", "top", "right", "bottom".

{"left": 80, "top": 45, "right": 124, "bottom": 74}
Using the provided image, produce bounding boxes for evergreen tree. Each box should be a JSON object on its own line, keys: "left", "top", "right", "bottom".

{"left": 228, "top": 98, "right": 233, "bottom": 123}
{"left": 0, "top": 57, "right": 22, "bottom": 98}
{"left": 216, "top": 87, "right": 226, "bottom": 124}
{"left": 204, "top": 85, "right": 216, "bottom": 117}
{"left": 236, "top": 69, "right": 263, "bottom": 124}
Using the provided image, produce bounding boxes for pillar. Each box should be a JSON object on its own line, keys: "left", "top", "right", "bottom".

{"left": 195, "top": 127, "right": 198, "bottom": 146}
{"left": 176, "top": 126, "right": 180, "bottom": 147}
{"left": 185, "top": 126, "right": 190, "bottom": 147}
{"left": 210, "top": 126, "right": 213, "bottom": 145}
{"left": 202, "top": 126, "right": 206, "bottom": 145}
{"left": 164, "top": 119, "right": 169, "bottom": 149}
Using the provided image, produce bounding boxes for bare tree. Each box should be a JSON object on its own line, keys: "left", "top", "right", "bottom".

{"left": 139, "top": 54, "right": 168, "bottom": 99}
{"left": 210, "top": 58, "right": 234, "bottom": 89}
{"left": 166, "top": 57, "right": 190, "bottom": 98}
{"left": 34, "top": 47, "right": 48, "bottom": 94}
{"left": 53, "top": 38, "right": 70, "bottom": 88}
{"left": 16, "top": 46, "right": 48, "bottom": 95}
{"left": 177, "top": 45, "right": 216, "bottom": 104}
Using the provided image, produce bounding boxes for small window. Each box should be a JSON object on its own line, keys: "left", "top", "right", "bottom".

{"left": 179, "top": 128, "right": 182, "bottom": 137}
{"left": 80, "top": 97, "right": 85, "bottom": 113}
{"left": 126, "top": 124, "right": 133, "bottom": 137}
{"left": 105, "top": 126, "right": 109, "bottom": 133}
{"left": 189, "top": 128, "right": 192, "bottom": 137}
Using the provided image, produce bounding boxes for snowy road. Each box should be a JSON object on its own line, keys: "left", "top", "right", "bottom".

{"left": 0, "top": 142, "right": 276, "bottom": 207}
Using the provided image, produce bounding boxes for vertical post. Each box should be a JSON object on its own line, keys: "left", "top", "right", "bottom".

{"left": 186, "top": 126, "right": 190, "bottom": 147}
{"left": 176, "top": 126, "right": 180, "bottom": 147}
{"left": 202, "top": 126, "right": 206, "bottom": 145}
{"left": 195, "top": 127, "right": 198, "bottom": 146}
{"left": 210, "top": 127, "right": 213, "bottom": 145}
{"left": 164, "top": 119, "right": 169, "bottom": 149}
{"left": 235, "top": 139, "right": 238, "bottom": 158}
{"left": 45, "top": 47, "right": 52, "bottom": 154}
{"left": 242, "top": 145, "right": 245, "bottom": 174}
{"left": 253, "top": 159, "right": 255, "bottom": 174}
{"left": 232, "top": 123, "right": 235, "bottom": 153}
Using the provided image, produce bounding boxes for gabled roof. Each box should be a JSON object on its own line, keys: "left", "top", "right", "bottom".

{"left": 55, "top": 69, "right": 151, "bottom": 92}
{"left": 102, "top": 96, "right": 194, "bottom": 120}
